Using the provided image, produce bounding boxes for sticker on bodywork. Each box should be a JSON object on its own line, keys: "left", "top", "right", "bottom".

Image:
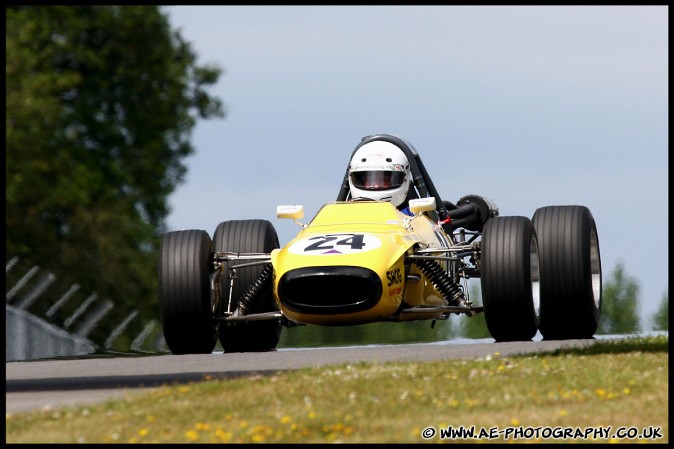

{"left": 288, "top": 233, "right": 382, "bottom": 255}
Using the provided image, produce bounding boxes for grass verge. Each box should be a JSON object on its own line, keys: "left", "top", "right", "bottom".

{"left": 5, "top": 335, "right": 668, "bottom": 444}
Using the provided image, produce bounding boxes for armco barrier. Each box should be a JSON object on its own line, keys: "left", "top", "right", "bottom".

{"left": 5, "top": 304, "right": 95, "bottom": 361}
{"left": 6, "top": 257, "right": 167, "bottom": 361}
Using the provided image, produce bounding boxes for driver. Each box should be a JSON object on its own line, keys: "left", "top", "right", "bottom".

{"left": 347, "top": 140, "right": 415, "bottom": 215}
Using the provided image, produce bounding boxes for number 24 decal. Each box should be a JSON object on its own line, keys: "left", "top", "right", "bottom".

{"left": 288, "top": 233, "right": 382, "bottom": 255}
{"left": 304, "top": 234, "right": 365, "bottom": 251}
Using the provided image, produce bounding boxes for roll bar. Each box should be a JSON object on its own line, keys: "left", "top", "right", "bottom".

{"left": 336, "top": 134, "right": 451, "bottom": 225}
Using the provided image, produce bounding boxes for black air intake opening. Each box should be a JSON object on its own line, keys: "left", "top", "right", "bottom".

{"left": 279, "top": 266, "right": 382, "bottom": 314}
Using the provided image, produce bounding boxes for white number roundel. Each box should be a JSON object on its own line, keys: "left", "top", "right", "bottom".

{"left": 287, "top": 233, "right": 381, "bottom": 255}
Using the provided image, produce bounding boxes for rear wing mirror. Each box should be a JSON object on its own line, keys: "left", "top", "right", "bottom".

{"left": 408, "top": 197, "right": 436, "bottom": 214}
{"left": 277, "top": 205, "right": 306, "bottom": 227}
{"left": 276, "top": 204, "right": 304, "bottom": 219}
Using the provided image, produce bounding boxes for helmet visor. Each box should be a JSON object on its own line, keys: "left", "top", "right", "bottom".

{"left": 350, "top": 171, "right": 405, "bottom": 191}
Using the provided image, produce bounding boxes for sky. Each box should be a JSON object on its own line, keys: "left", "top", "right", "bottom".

{"left": 162, "top": 6, "right": 668, "bottom": 328}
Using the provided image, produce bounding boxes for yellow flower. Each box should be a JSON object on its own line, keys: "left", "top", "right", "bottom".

{"left": 195, "top": 422, "right": 210, "bottom": 431}
{"left": 214, "top": 428, "right": 233, "bottom": 442}
{"left": 138, "top": 428, "right": 150, "bottom": 437}
{"left": 185, "top": 430, "right": 199, "bottom": 441}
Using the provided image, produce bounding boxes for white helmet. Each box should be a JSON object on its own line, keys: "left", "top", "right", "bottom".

{"left": 348, "top": 140, "right": 411, "bottom": 207}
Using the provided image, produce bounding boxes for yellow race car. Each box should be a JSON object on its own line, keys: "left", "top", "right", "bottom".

{"left": 158, "top": 134, "right": 602, "bottom": 354}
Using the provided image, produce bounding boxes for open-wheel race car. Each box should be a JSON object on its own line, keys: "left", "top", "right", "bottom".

{"left": 158, "top": 134, "right": 602, "bottom": 354}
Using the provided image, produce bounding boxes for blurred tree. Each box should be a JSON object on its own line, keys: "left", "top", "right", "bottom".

{"left": 651, "top": 291, "right": 668, "bottom": 331}
{"left": 598, "top": 262, "right": 641, "bottom": 334}
{"left": 6, "top": 6, "right": 224, "bottom": 346}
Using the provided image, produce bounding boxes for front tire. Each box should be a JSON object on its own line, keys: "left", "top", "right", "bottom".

{"left": 214, "top": 220, "right": 282, "bottom": 352}
{"left": 158, "top": 230, "right": 217, "bottom": 354}
{"left": 533, "top": 206, "right": 602, "bottom": 340}
{"left": 480, "top": 216, "right": 541, "bottom": 342}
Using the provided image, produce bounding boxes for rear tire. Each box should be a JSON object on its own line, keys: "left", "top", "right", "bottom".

{"left": 533, "top": 206, "right": 602, "bottom": 340}
{"left": 215, "top": 220, "right": 282, "bottom": 352}
{"left": 480, "top": 216, "right": 541, "bottom": 342}
{"left": 159, "top": 230, "right": 217, "bottom": 354}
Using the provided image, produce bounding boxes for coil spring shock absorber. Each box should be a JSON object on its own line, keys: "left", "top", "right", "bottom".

{"left": 233, "top": 263, "right": 273, "bottom": 316}
{"left": 414, "top": 258, "right": 467, "bottom": 307}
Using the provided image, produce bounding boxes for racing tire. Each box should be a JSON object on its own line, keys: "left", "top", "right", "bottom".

{"left": 159, "top": 230, "right": 218, "bottom": 354}
{"left": 532, "top": 206, "right": 602, "bottom": 340}
{"left": 480, "top": 216, "right": 541, "bottom": 342}
{"left": 214, "top": 219, "right": 282, "bottom": 352}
